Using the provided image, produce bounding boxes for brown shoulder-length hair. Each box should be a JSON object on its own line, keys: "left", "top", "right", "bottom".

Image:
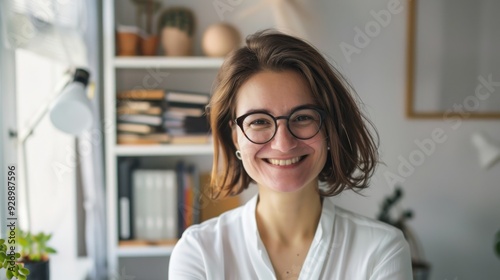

{"left": 207, "top": 30, "right": 379, "bottom": 198}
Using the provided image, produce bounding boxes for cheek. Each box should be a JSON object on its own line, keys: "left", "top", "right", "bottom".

{"left": 238, "top": 139, "right": 259, "bottom": 157}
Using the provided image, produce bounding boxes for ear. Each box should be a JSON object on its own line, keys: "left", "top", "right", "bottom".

{"left": 230, "top": 121, "right": 239, "bottom": 150}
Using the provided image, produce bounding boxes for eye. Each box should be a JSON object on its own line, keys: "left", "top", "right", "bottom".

{"left": 249, "top": 118, "right": 272, "bottom": 127}
{"left": 244, "top": 113, "right": 274, "bottom": 130}
{"left": 294, "top": 114, "right": 315, "bottom": 122}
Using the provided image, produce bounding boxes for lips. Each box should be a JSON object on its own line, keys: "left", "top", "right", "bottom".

{"left": 266, "top": 156, "right": 304, "bottom": 166}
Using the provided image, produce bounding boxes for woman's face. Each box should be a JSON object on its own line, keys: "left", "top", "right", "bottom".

{"left": 233, "top": 70, "right": 328, "bottom": 193}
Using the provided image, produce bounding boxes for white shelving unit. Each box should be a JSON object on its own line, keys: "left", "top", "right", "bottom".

{"left": 114, "top": 57, "right": 223, "bottom": 69}
{"left": 103, "top": 1, "right": 223, "bottom": 277}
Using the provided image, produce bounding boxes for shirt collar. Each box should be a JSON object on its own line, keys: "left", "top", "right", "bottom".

{"left": 241, "top": 194, "right": 337, "bottom": 279}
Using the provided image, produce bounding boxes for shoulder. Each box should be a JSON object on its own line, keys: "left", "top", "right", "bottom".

{"left": 183, "top": 203, "right": 246, "bottom": 240}
{"left": 327, "top": 203, "right": 413, "bottom": 278}
{"left": 329, "top": 203, "right": 410, "bottom": 257}
{"left": 333, "top": 205, "right": 405, "bottom": 241}
{"left": 169, "top": 205, "right": 247, "bottom": 279}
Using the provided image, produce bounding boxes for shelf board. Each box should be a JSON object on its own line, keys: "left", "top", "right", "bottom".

{"left": 114, "top": 144, "right": 213, "bottom": 156}
{"left": 117, "top": 240, "right": 177, "bottom": 257}
{"left": 114, "top": 56, "right": 224, "bottom": 69}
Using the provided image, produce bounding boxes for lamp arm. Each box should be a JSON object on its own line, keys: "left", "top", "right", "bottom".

{"left": 18, "top": 100, "right": 52, "bottom": 144}
{"left": 16, "top": 71, "right": 72, "bottom": 144}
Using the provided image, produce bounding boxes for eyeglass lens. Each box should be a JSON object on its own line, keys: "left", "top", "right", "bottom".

{"left": 241, "top": 108, "right": 322, "bottom": 143}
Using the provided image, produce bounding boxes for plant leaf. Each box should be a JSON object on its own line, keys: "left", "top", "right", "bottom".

{"left": 45, "top": 247, "right": 57, "bottom": 254}
{"left": 6, "top": 269, "right": 13, "bottom": 279}
{"left": 18, "top": 238, "right": 28, "bottom": 247}
{"left": 19, "top": 267, "right": 30, "bottom": 275}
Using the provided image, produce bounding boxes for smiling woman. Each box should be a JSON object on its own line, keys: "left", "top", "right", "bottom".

{"left": 169, "top": 30, "right": 413, "bottom": 280}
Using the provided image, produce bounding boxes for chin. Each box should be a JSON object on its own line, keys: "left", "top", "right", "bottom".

{"left": 263, "top": 178, "right": 316, "bottom": 193}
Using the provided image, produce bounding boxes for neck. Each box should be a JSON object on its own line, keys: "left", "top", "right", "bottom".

{"left": 255, "top": 183, "right": 322, "bottom": 245}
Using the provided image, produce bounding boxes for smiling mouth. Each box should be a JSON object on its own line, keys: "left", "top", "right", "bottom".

{"left": 266, "top": 156, "right": 305, "bottom": 166}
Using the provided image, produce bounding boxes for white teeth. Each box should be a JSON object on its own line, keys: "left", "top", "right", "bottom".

{"left": 268, "top": 157, "right": 301, "bottom": 166}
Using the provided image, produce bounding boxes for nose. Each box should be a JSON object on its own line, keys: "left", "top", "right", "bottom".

{"left": 270, "top": 120, "right": 297, "bottom": 151}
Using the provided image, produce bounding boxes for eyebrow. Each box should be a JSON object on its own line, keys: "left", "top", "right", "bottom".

{"left": 240, "top": 103, "right": 318, "bottom": 116}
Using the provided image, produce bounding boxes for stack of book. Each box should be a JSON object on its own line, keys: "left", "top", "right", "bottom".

{"left": 116, "top": 89, "right": 211, "bottom": 145}
{"left": 118, "top": 159, "right": 208, "bottom": 241}
{"left": 116, "top": 89, "right": 169, "bottom": 145}
{"left": 162, "top": 91, "right": 211, "bottom": 145}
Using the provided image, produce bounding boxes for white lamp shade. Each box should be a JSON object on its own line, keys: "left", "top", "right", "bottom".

{"left": 471, "top": 133, "right": 500, "bottom": 169}
{"left": 49, "top": 81, "right": 93, "bottom": 135}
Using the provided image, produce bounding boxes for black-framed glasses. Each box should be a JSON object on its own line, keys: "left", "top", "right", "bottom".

{"left": 234, "top": 105, "right": 326, "bottom": 144}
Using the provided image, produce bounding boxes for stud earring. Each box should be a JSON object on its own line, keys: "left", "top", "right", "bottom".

{"left": 327, "top": 146, "right": 331, "bottom": 151}
{"left": 235, "top": 150, "right": 242, "bottom": 160}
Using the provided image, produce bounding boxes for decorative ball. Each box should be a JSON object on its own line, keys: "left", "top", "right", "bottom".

{"left": 202, "top": 23, "right": 241, "bottom": 57}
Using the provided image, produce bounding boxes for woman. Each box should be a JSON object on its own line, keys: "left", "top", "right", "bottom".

{"left": 169, "top": 30, "right": 412, "bottom": 279}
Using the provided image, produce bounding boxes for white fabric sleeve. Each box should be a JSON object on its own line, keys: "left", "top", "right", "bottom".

{"left": 369, "top": 229, "right": 413, "bottom": 280}
{"left": 169, "top": 230, "right": 207, "bottom": 280}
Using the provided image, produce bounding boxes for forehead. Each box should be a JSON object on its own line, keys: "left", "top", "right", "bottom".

{"left": 235, "top": 70, "right": 315, "bottom": 116}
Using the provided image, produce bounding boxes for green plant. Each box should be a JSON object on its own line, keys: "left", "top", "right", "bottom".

{"left": 0, "top": 230, "right": 56, "bottom": 279}
{"left": 158, "top": 7, "right": 195, "bottom": 36}
{"left": 0, "top": 239, "right": 30, "bottom": 280}
{"left": 16, "top": 229, "right": 56, "bottom": 262}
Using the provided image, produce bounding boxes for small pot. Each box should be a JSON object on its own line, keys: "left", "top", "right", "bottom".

{"left": 116, "top": 25, "right": 141, "bottom": 56}
{"left": 161, "top": 27, "right": 193, "bottom": 56}
{"left": 117, "top": 32, "right": 140, "bottom": 56}
{"left": 24, "top": 259, "right": 50, "bottom": 280}
{"left": 141, "top": 35, "right": 159, "bottom": 56}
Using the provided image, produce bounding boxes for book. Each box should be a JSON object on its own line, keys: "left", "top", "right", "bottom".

{"left": 132, "top": 169, "right": 179, "bottom": 241}
{"left": 183, "top": 168, "right": 194, "bottom": 230}
{"left": 151, "top": 171, "right": 164, "bottom": 240}
{"left": 117, "top": 89, "right": 165, "bottom": 100}
{"left": 116, "top": 100, "right": 153, "bottom": 111}
{"left": 117, "top": 133, "right": 170, "bottom": 145}
{"left": 189, "top": 164, "right": 201, "bottom": 225}
{"left": 117, "top": 123, "right": 156, "bottom": 134}
{"left": 162, "top": 115, "right": 209, "bottom": 135}
{"left": 164, "top": 106, "right": 205, "bottom": 118}
{"left": 170, "top": 134, "right": 211, "bottom": 145}
{"left": 176, "top": 162, "right": 186, "bottom": 238}
{"left": 184, "top": 116, "right": 210, "bottom": 133}
{"left": 163, "top": 170, "right": 178, "bottom": 239}
{"left": 144, "top": 171, "right": 156, "bottom": 240}
{"left": 118, "top": 158, "right": 139, "bottom": 240}
{"left": 117, "top": 106, "right": 162, "bottom": 116}
{"left": 118, "top": 114, "right": 163, "bottom": 126}
{"left": 173, "top": 163, "right": 205, "bottom": 234}
{"left": 165, "top": 91, "right": 210, "bottom": 105}
{"left": 133, "top": 170, "right": 146, "bottom": 240}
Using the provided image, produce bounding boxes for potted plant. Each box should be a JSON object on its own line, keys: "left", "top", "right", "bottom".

{"left": 131, "top": 0, "right": 162, "bottom": 56}
{"left": 17, "top": 230, "right": 56, "bottom": 280}
{"left": 377, "top": 187, "right": 430, "bottom": 280}
{"left": 0, "top": 239, "right": 30, "bottom": 280}
{"left": 0, "top": 229, "right": 56, "bottom": 280}
{"left": 158, "top": 7, "right": 195, "bottom": 56}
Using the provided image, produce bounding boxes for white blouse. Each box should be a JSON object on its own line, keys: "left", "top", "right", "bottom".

{"left": 169, "top": 195, "right": 413, "bottom": 279}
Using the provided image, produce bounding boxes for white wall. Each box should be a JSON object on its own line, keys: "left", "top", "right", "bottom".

{"left": 219, "top": 0, "right": 500, "bottom": 279}
{"left": 15, "top": 50, "right": 78, "bottom": 263}
{"left": 112, "top": 0, "right": 500, "bottom": 278}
